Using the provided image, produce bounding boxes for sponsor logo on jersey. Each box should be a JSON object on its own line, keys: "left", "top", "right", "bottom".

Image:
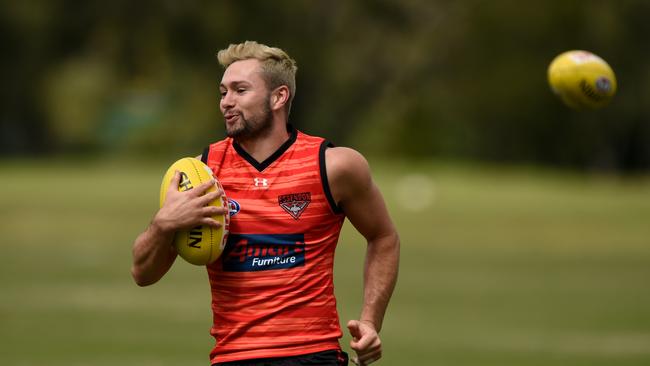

{"left": 222, "top": 234, "right": 305, "bottom": 272}
{"left": 228, "top": 198, "right": 240, "bottom": 217}
{"left": 278, "top": 192, "right": 311, "bottom": 220}
{"left": 254, "top": 178, "right": 269, "bottom": 187}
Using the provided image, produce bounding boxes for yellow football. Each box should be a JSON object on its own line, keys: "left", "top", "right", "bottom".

{"left": 159, "top": 157, "right": 229, "bottom": 265}
{"left": 548, "top": 50, "right": 617, "bottom": 109}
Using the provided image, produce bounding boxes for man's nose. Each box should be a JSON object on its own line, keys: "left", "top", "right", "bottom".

{"left": 221, "top": 91, "right": 234, "bottom": 108}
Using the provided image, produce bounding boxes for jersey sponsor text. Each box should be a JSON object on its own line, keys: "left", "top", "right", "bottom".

{"left": 222, "top": 233, "right": 305, "bottom": 272}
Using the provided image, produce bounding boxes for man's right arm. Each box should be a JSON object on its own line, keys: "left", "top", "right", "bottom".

{"left": 131, "top": 171, "right": 225, "bottom": 286}
{"left": 131, "top": 221, "right": 177, "bottom": 287}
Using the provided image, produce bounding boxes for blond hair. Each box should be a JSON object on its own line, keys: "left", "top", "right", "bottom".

{"left": 217, "top": 41, "right": 297, "bottom": 113}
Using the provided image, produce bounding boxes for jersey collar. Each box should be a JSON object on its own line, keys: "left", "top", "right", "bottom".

{"left": 232, "top": 124, "right": 298, "bottom": 172}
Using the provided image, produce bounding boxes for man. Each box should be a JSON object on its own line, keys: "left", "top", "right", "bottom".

{"left": 131, "top": 41, "right": 399, "bottom": 366}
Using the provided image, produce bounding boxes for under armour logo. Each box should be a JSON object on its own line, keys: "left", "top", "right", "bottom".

{"left": 254, "top": 178, "right": 268, "bottom": 187}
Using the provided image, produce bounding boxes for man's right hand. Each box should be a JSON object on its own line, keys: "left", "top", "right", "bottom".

{"left": 131, "top": 171, "right": 226, "bottom": 286}
{"left": 153, "top": 171, "right": 227, "bottom": 233}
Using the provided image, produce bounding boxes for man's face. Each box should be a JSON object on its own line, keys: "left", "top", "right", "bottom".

{"left": 219, "top": 59, "right": 273, "bottom": 140}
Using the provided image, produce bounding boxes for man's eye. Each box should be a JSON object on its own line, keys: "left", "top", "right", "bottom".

{"left": 237, "top": 88, "right": 246, "bottom": 94}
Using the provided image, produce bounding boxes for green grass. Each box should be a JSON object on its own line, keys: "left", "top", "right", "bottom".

{"left": 1, "top": 158, "right": 649, "bottom": 365}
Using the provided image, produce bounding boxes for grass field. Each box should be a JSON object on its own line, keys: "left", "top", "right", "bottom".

{"left": 1, "top": 158, "right": 650, "bottom": 366}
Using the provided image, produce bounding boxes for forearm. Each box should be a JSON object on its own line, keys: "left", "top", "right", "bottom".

{"left": 131, "top": 221, "right": 177, "bottom": 286}
{"left": 360, "top": 231, "right": 400, "bottom": 332}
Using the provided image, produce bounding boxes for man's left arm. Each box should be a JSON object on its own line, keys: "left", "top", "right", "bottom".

{"left": 327, "top": 147, "right": 400, "bottom": 365}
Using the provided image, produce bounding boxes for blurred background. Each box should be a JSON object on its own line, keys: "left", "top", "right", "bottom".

{"left": 1, "top": 1, "right": 649, "bottom": 365}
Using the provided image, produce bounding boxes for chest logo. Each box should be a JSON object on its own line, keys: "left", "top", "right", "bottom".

{"left": 228, "top": 198, "right": 240, "bottom": 217}
{"left": 254, "top": 178, "right": 269, "bottom": 187}
{"left": 278, "top": 192, "right": 311, "bottom": 220}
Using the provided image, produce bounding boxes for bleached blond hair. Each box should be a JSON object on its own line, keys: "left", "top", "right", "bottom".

{"left": 217, "top": 41, "right": 297, "bottom": 113}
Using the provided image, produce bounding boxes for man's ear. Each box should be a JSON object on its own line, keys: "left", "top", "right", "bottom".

{"left": 270, "top": 86, "right": 290, "bottom": 111}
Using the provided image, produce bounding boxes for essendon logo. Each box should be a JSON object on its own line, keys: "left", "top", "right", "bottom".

{"left": 278, "top": 192, "right": 311, "bottom": 220}
{"left": 222, "top": 234, "right": 305, "bottom": 272}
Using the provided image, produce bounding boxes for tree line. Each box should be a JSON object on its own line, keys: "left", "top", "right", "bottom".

{"left": 1, "top": 0, "right": 648, "bottom": 171}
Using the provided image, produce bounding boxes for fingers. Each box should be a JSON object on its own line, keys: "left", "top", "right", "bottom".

{"left": 348, "top": 321, "right": 373, "bottom": 350}
{"left": 347, "top": 320, "right": 362, "bottom": 339}
{"left": 193, "top": 178, "right": 220, "bottom": 197}
{"left": 351, "top": 355, "right": 376, "bottom": 366}
{"left": 167, "top": 170, "right": 182, "bottom": 194}
{"left": 350, "top": 335, "right": 380, "bottom": 355}
{"left": 351, "top": 344, "right": 382, "bottom": 366}
{"left": 200, "top": 205, "right": 228, "bottom": 217}
{"left": 355, "top": 347, "right": 382, "bottom": 365}
{"left": 169, "top": 174, "right": 223, "bottom": 206}
{"left": 350, "top": 333, "right": 374, "bottom": 351}
{"left": 197, "top": 189, "right": 225, "bottom": 206}
{"left": 200, "top": 217, "right": 222, "bottom": 228}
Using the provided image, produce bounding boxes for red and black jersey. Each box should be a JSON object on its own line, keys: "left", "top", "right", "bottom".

{"left": 202, "top": 126, "right": 346, "bottom": 363}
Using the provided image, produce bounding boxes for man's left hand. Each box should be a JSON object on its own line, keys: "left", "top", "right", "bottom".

{"left": 347, "top": 320, "right": 382, "bottom": 365}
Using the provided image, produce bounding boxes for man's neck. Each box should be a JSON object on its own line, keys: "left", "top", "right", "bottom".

{"left": 235, "top": 122, "right": 291, "bottom": 163}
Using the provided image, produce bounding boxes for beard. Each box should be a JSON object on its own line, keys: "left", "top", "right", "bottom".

{"left": 225, "top": 95, "right": 273, "bottom": 141}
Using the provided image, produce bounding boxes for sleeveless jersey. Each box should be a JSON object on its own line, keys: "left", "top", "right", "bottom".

{"left": 202, "top": 126, "right": 346, "bottom": 363}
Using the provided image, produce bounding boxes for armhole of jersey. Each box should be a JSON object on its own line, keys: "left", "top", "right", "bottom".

{"left": 200, "top": 146, "right": 209, "bottom": 164}
{"left": 319, "top": 140, "right": 343, "bottom": 215}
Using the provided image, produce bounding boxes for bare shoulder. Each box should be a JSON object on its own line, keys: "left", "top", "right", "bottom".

{"left": 326, "top": 146, "right": 371, "bottom": 181}
{"left": 325, "top": 147, "right": 373, "bottom": 204}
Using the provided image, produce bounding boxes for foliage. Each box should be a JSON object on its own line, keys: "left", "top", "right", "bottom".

{"left": 1, "top": 1, "right": 649, "bottom": 170}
